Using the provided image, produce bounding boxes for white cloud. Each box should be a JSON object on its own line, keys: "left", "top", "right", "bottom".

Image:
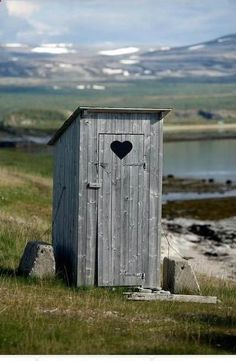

{"left": 28, "top": 19, "right": 67, "bottom": 37}
{"left": 6, "top": 1, "right": 40, "bottom": 18}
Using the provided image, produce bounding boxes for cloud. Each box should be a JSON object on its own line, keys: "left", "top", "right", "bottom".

{"left": 6, "top": 0, "right": 40, "bottom": 18}
{"left": 1, "top": 0, "right": 236, "bottom": 45}
{"left": 28, "top": 19, "right": 68, "bottom": 37}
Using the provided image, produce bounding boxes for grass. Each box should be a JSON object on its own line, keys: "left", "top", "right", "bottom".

{"left": 0, "top": 80, "right": 236, "bottom": 115}
{"left": 0, "top": 149, "right": 52, "bottom": 270}
{"left": 0, "top": 148, "right": 236, "bottom": 354}
{"left": 0, "top": 81, "right": 236, "bottom": 139}
{"left": 1, "top": 109, "right": 67, "bottom": 134}
{"left": 0, "top": 275, "right": 235, "bottom": 354}
{"left": 0, "top": 148, "right": 52, "bottom": 177}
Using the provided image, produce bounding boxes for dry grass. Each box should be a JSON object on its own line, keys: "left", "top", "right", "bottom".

{"left": 0, "top": 153, "right": 52, "bottom": 270}
{"left": 0, "top": 168, "right": 25, "bottom": 187}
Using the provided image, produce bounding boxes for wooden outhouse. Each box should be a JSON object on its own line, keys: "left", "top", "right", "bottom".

{"left": 49, "top": 106, "right": 171, "bottom": 288}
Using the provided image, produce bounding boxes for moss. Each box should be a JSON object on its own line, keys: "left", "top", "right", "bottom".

{"left": 163, "top": 197, "right": 236, "bottom": 220}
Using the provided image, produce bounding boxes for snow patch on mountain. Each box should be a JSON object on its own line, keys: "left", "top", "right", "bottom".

{"left": 99, "top": 47, "right": 139, "bottom": 56}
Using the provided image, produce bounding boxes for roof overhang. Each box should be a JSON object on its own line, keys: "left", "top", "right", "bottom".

{"left": 48, "top": 106, "right": 172, "bottom": 145}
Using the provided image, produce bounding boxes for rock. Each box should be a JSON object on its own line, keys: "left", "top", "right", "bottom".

{"left": 188, "top": 224, "right": 221, "bottom": 242}
{"left": 204, "top": 249, "right": 229, "bottom": 257}
{"left": 135, "top": 287, "right": 152, "bottom": 293}
{"left": 198, "top": 109, "right": 222, "bottom": 120}
{"left": 151, "top": 287, "right": 162, "bottom": 292}
{"left": 184, "top": 234, "right": 200, "bottom": 243}
{"left": 18, "top": 241, "right": 55, "bottom": 278}
{"left": 163, "top": 257, "right": 201, "bottom": 294}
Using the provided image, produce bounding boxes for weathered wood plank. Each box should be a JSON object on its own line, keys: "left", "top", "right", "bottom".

{"left": 127, "top": 134, "right": 143, "bottom": 285}
{"left": 126, "top": 292, "right": 218, "bottom": 304}
{"left": 112, "top": 134, "right": 122, "bottom": 285}
{"left": 86, "top": 114, "right": 97, "bottom": 285}
{"left": 97, "top": 133, "right": 104, "bottom": 285}
{"left": 78, "top": 116, "right": 88, "bottom": 285}
{"left": 142, "top": 128, "right": 151, "bottom": 287}
{"left": 98, "top": 133, "right": 113, "bottom": 285}
{"left": 133, "top": 114, "right": 145, "bottom": 287}
{"left": 148, "top": 113, "right": 161, "bottom": 287}
{"left": 156, "top": 119, "right": 163, "bottom": 286}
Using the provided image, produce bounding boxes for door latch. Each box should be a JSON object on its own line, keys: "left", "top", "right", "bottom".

{"left": 87, "top": 182, "right": 101, "bottom": 189}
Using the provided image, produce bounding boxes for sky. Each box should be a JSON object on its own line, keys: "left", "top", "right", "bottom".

{"left": 0, "top": 0, "right": 236, "bottom": 46}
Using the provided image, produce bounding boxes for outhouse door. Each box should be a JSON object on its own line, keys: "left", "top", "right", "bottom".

{"left": 98, "top": 133, "right": 145, "bottom": 286}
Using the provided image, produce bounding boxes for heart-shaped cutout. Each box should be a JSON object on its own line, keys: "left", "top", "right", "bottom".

{"left": 110, "top": 140, "right": 133, "bottom": 159}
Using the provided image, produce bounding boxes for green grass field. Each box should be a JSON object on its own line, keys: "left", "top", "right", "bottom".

{"left": 1, "top": 80, "right": 236, "bottom": 116}
{"left": 0, "top": 80, "right": 236, "bottom": 138}
{"left": 0, "top": 148, "right": 236, "bottom": 354}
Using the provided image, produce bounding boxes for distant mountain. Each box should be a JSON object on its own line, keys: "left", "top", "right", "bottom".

{"left": 140, "top": 34, "right": 236, "bottom": 80}
{"left": 0, "top": 34, "right": 235, "bottom": 85}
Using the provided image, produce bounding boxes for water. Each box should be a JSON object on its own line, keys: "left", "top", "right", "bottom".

{"left": 163, "top": 138, "right": 236, "bottom": 182}
{"left": 162, "top": 189, "right": 236, "bottom": 203}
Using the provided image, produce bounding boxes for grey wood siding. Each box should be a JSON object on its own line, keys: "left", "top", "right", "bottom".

{"left": 52, "top": 119, "right": 79, "bottom": 284}
{"left": 77, "top": 111, "right": 163, "bottom": 288}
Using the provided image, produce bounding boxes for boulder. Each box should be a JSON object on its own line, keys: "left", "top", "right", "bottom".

{"left": 18, "top": 241, "right": 55, "bottom": 278}
{"left": 163, "top": 257, "right": 200, "bottom": 294}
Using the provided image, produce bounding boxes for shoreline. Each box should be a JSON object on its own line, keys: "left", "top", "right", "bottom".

{"left": 164, "top": 123, "right": 236, "bottom": 142}
{"left": 164, "top": 133, "right": 236, "bottom": 142}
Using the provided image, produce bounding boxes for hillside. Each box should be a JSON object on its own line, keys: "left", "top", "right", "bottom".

{"left": 0, "top": 34, "right": 236, "bottom": 85}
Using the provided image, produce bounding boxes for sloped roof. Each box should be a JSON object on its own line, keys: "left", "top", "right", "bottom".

{"left": 48, "top": 106, "right": 171, "bottom": 145}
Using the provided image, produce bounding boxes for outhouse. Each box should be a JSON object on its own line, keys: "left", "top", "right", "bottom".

{"left": 49, "top": 106, "right": 171, "bottom": 288}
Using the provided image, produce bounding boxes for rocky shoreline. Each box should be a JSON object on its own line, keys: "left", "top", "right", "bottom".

{"left": 162, "top": 217, "right": 236, "bottom": 282}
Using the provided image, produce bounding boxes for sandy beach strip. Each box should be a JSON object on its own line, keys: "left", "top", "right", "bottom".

{"left": 164, "top": 122, "right": 236, "bottom": 133}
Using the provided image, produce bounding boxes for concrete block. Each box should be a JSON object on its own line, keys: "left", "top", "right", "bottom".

{"left": 163, "top": 257, "right": 200, "bottom": 294}
{"left": 18, "top": 241, "right": 55, "bottom": 278}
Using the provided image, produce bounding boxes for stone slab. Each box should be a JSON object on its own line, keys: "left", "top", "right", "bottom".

{"left": 126, "top": 292, "right": 217, "bottom": 304}
{"left": 18, "top": 241, "right": 55, "bottom": 278}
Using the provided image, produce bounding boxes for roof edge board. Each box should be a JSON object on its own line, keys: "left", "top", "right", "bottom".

{"left": 80, "top": 106, "right": 172, "bottom": 113}
{"left": 48, "top": 106, "right": 172, "bottom": 145}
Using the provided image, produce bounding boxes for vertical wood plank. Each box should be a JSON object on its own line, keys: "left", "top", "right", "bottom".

{"left": 142, "top": 119, "right": 151, "bottom": 287}
{"left": 97, "top": 133, "right": 104, "bottom": 285}
{"left": 111, "top": 134, "right": 122, "bottom": 285}
{"left": 133, "top": 116, "right": 145, "bottom": 286}
{"left": 86, "top": 114, "right": 97, "bottom": 285}
{"left": 98, "top": 133, "right": 113, "bottom": 285}
{"left": 78, "top": 115, "right": 89, "bottom": 285}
